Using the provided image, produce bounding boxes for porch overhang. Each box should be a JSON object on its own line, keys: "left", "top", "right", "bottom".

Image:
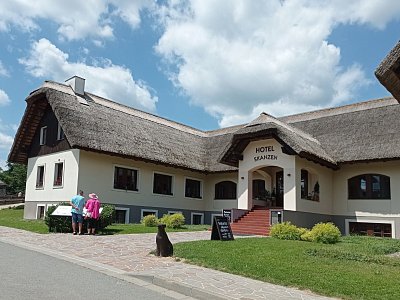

{"left": 219, "top": 125, "right": 338, "bottom": 170}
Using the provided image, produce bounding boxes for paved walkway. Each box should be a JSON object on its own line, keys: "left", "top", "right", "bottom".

{"left": 0, "top": 226, "right": 335, "bottom": 300}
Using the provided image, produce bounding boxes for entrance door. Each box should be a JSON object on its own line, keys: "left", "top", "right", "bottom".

{"left": 276, "top": 171, "right": 284, "bottom": 207}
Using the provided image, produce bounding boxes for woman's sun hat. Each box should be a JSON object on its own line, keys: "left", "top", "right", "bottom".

{"left": 89, "top": 193, "right": 98, "bottom": 199}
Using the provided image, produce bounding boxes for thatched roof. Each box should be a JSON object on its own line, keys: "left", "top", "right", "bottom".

{"left": 375, "top": 40, "right": 400, "bottom": 102}
{"left": 286, "top": 97, "right": 400, "bottom": 164}
{"left": 220, "top": 113, "right": 337, "bottom": 168}
{"left": 8, "top": 81, "right": 400, "bottom": 172}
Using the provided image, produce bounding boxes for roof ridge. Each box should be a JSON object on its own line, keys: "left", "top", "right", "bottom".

{"left": 44, "top": 80, "right": 208, "bottom": 137}
{"left": 281, "top": 97, "right": 397, "bottom": 123}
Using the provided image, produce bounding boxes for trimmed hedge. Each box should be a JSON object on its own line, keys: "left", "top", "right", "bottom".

{"left": 159, "top": 213, "right": 185, "bottom": 229}
{"left": 270, "top": 221, "right": 341, "bottom": 244}
{"left": 141, "top": 214, "right": 158, "bottom": 227}
{"left": 141, "top": 213, "right": 185, "bottom": 228}
{"left": 270, "top": 222, "right": 304, "bottom": 240}
{"left": 45, "top": 203, "right": 115, "bottom": 233}
{"left": 308, "top": 222, "right": 341, "bottom": 244}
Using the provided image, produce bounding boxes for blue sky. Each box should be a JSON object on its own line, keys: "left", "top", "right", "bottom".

{"left": 0, "top": 0, "right": 399, "bottom": 169}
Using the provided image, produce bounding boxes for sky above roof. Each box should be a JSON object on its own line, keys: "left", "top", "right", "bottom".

{"left": 0, "top": 0, "right": 399, "bottom": 169}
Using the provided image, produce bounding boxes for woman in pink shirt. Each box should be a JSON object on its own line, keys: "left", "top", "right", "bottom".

{"left": 85, "top": 193, "right": 101, "bottom": 235}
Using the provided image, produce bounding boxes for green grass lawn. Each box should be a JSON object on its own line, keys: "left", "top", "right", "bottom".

{"left": 0, "top": 207, "right": 209, "bottom": 234}
{"left": 174, "top": 236, "right": 400, "bottom": 300}
{"left": 0, "top": 206, "right": 48, "bottom": 233}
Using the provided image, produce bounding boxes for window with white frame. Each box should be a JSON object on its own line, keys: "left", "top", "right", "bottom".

{"left": 114, "top": 166, "right": 138, "bottom": 191}
{"left": 36, "top": 205, "right": 45, "bottom": 219}
{"left": 40, "top": 126, "right": 47, "bottom": 145}
{"left": 191, "top": 213, "right": 204, "bottom": 225}
{"left": 185, "top": 178, "right": 202, "bottom": 199}
{"left": 36, "top": 165, "right": 45, "bottom": 188}
{"left": 168, "top": 210, "right": 182, "bottom": 215}
{"left": 141, "top": 209, "right": 158, "bottom": 219}
{"left": 114, "top": 208, "right": 130, "bottom": 224}
{"left": 153, "top": 173, "right": 173, "bottom": 195}
{"left": 53, "top": 162, "right": 64, "bottom": 187}
{"left": 57, "top": 122, "right": 64, "bottom": 140}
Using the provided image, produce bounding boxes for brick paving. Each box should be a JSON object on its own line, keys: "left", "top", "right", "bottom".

{"left": 0, "top": 226, "right": 336, "bottom": 299}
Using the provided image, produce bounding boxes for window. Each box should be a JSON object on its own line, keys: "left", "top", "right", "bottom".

{"left": 348, "top": 174, "right": 390, "bottom": 199}
{"left": 301, "top": 169, "right": 309, "bottom": 199}
{"left": 114, "top": 166, "right": 138, "bottom": 191}
{"left": 36, "top": 205, "right": 45, "bottom": 219}
{"left": 252, "top": 179, "right": 266, "bottom": 199}
{"left": 153, "top": 173, "right": 173, "bottom": 195}
{"left": 57, "top": 123, "right": 64, "bottom": 140}
{"left": 185, "top": 178, "right": 202, "bottom": 198}
{"left": 114, "top": 208, "right": 130, "bottom": 224}
{"left": 141, "top": 209, "right": 158, "bottom": 219}
{"left": 215, "top": 181, "right": 237, "bottom": 199}
{"left": 36, "top": 165, "right": 45, "bottom": 188}
{"left": 53, "top": 162, "right": 64, "bottom": 187}
{"left": 191, "top": 213, "right": 204, "bottom": 225}
{"left": 40, "top": 126, "right": 47, "bottom": 145}
{"left": 349, "top": 222, "right": 392, "bottom": 238}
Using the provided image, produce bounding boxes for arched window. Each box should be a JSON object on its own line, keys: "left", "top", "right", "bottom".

{"left": 215, "top": 181, "right": 237, "bottom": 199}
{"left": 348, "top": 174, "right": 390, "bottom": 199}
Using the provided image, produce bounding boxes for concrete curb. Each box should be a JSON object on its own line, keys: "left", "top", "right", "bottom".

{"left": 130, "top": 274, "right": 230, "bottom": 300}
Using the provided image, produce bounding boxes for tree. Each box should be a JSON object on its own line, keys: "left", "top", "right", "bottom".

{"left": 0, "top": 162, "right": 27, "bottom": 195}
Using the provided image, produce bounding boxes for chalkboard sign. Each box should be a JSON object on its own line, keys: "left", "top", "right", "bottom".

{"left": 211, "top": 216, "right": 234, "bottom": 241}
{"left": 222, "top": 209, "right": 232, "bottom": 222}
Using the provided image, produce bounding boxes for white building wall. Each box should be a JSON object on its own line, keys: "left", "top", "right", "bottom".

{"left": 24, "top": 149, "right": 80, "bottom": 218}
{"left": 238, "top": 139, "right": 296, "bottom": 210}
{"left": 77, "top": 151, "right": 236, "bottom": 213}
{"left": 295, "top": 157, "right": 333, "bottom": 215}
{"left": 333, "top": 161, "right": 400, "bottom": 217}
{"left": 203, "top": 172, "right": 238, "bottom": 210}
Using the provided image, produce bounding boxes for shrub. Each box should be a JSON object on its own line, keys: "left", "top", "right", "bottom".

{"left": 300, "top": 229, "right": 314, "bottom": 242}
{"left": 270, "top": 222, "right": 304, "bottom": 240}
{"left": 309, "top": 222, "right": 341, "bottom": 244}
{"left": 45, "top": 202, "right": 71, "bottom": 233}
{"left": 45, "top": 202, "right": 115, "bottom": 233}
{"left": 164, "top": 213, "right": 185, "bottom": 229}
{"left": 97, "top": 204, "right": 115, "bottom": 232}
{"left": 141, "top": 214, "right": 159, "bottom": 227}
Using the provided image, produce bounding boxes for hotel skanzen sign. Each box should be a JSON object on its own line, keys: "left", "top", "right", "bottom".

{"left": 254, "top": 146, "right": 278, "bottom": 162}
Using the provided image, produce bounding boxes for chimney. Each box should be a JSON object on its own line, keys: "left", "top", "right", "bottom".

{"left": 65, "top": 76, "right": 85, "bottom": 96}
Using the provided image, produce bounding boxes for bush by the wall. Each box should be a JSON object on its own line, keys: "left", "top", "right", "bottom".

{"left": 141, "top": 214, "right": 159, "bottom": 227}
{"left": 309, "top": 222, "right": 341, "bottom": 244}
{"left": 159, "top": 213, "right": 185, "bottom": 229}
{"left": 45, "top": 202, "right": 72, "bottom": 233}
{"left": 45, "top": 202, "right": 115, "bottom": 233}
{"left": 97, "top": 204, "right": 115, "bottom": 231}
{"left": 270, "top": 222, "right": 304, "bottom": 240}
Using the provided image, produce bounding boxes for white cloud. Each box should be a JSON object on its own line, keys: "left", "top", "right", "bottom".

{"left": 0, "top": 90, "right": 11, "bottom": 106}
{"left": 0, "top": 61, "right": 9, "bottom": 77}
{"left": 0, "top": 0, "right": 153, "bottom": 41}
{"left": 110, "top": 0, "right": 154, "bottom": 29}
{"left": 19, "top": 38, "right": 157, "bottom": 111}
{"left": 0, "top": 131, "right": 13, "bottom": 150}
{"left": 155, "top": 0, "right": 400, "bottom": 126}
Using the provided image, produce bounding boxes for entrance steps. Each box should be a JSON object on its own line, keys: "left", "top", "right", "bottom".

{"left": 230, "top": 206, "right": 271, "bottom": 236}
